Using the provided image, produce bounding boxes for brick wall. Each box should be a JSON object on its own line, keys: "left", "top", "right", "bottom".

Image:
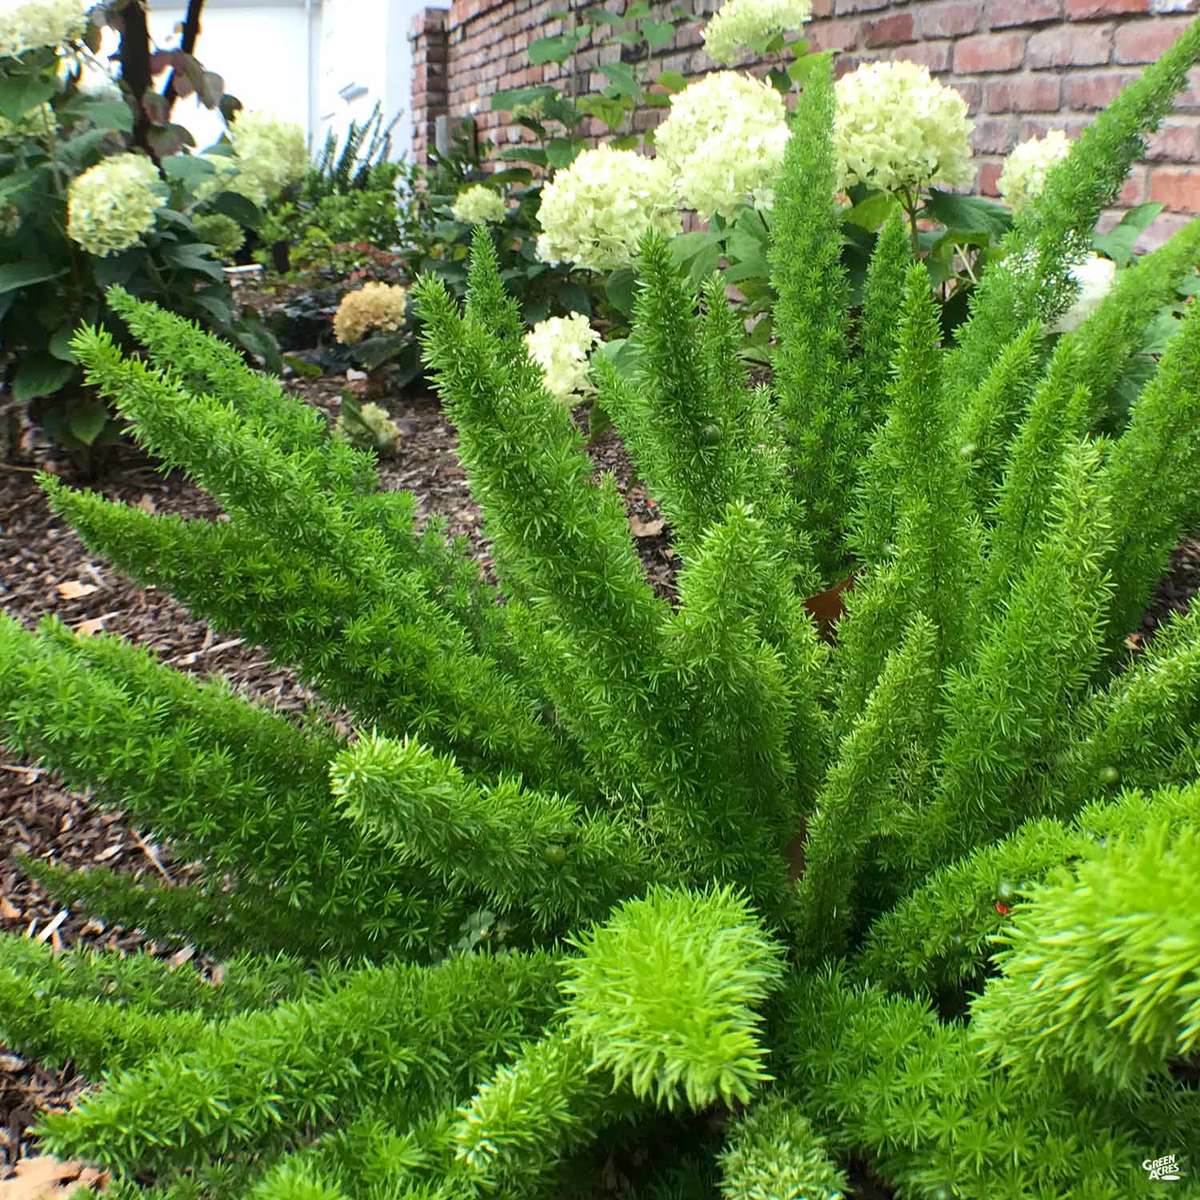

{"left": 410, "top": 0, "right": 1200, "bottom": 234}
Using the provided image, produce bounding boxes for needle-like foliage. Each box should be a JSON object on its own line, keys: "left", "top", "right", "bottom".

{"left": 2, "top": 29, "right": 1200, "bottom": 1199}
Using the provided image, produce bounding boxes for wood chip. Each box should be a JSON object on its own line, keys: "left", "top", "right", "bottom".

{"left": 629, "top": 514, "right": 665, "bottom": 538}
{"left": 35, "top": 911, "right": 68, "bottom": 945}
{"left": 0, "top": 1156, "right": 109, "bottom": 1198}
{"left": 0, "top": 894, "right": 19, "bottom": 921}
{"left": 55, "top": 581, "right": 98, "bottom": 600}
{"left": 73, "top": 614, "right": 116, "bottom": 637}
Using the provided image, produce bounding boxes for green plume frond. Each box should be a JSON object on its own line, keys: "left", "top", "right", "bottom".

{"left": 971, "top": 805, "right": 1200, "bottom": 1094}
{"left": 769, "top": 53, "right": 857, "bottom": 577}
{"left": 37, "top": 952, "right": 562, "bottom": 1176}
{"left": 717, "top": 1094, "right": 847, "bottom": 1200}
{"left": 331, "top": 731, "right": 653, "bottom": 928}
{"left": 949, "top": 16, "right": 1200, "bottom": 389}
{"left": 952, "top": 319, "right": 1045, "bottom": 515}
{"left": 857, "top": 783, "right": 1200, "bottom": 997}
{"left": 1064, "top": 216, "right": 1200, "bottom": 431}
{"left": 1097, "top": 297, "right": 1200, "bottom": 642}
{"left": 562, "top": 887, "right": 785, "bottom": 1112}
{"left": 0, "top": 614, "right": 465, "bottom": 960}
{"left": 782, "top": 970, "right": 1153, "bottom": 1200}
{"left": 856, "top": 208, "right": 911, "bottom": 442}
{"left": 792, "top": 615, "right": 940, "bottom": 963}
{"left": 40, "top": 476, "right": 569, "bottom": 790}
{"left": 921, "top": 440, "right": 1113, "bottom": 865}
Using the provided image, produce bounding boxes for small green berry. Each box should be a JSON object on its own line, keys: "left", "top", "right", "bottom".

{"left": 958, "top": 442, "right": 977, "bottom": 459}
{"left": 543, "top": 844, "right": 567, "bottom": 866}
{"left": 995, "top": 880, "right": 1016, "bottom": 903}
{"left": 1098, "top": 765, "right": 1121, "bottom": 786}
{"left": 699, "top": 423, "right": 722, "bottom": 446}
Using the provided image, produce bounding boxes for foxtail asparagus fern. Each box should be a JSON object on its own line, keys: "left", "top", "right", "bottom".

{"left": 3, "top": 28, "right": 1200, "bottom": 1200}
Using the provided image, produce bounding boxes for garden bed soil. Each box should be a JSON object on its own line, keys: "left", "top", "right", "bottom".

{"left": 1, "top": 368, "right": 1198, "bottom": 1181}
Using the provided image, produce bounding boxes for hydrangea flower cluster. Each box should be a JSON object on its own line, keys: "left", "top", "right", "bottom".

{"left": 452, "top": 184, "right": 507, "bottom": 225}
{"left": 229, "top": 112, "right": 309, "bottom": 202}
{"left": 703, "top": 0, "right": 812, "bottom": 65}
{"left": 0, "top": 0, "right": 85, "bottom": 57}
{"left": 998, "top": 129, "right": 1071, "bottom": 213}
{"left": 536, "top": 146, "right": 680, "bottom": 271}
{"left": 0, "top": 101, "right": 56, "bottom": 141}
{"left": 333, "top": 282, "right": 409, "bottom": 345}
{"left": 1053, "top": 254, "right": 1116, "bottom": 334}
{"left": 833, "top": 60, "right": 974, "bottom": 195}
{"left": 193, "top": 212, "right": 246, "bottom": 262}
{"left": 524, "top": 314, "right": 601, "bottom": 405}
{"left": 67, "top": 154, "right": 166, "bottom": 258}
{"left": 654, "top": 71, "right": 790, "bottom": 218}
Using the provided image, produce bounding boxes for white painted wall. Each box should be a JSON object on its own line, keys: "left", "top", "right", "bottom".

{"left": 149, "top": 0, "right": 320, "bottom": 152}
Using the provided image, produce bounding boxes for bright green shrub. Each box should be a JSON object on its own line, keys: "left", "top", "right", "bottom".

{"left": 2, "top": 26, "right": 1200, "bottom": 1200}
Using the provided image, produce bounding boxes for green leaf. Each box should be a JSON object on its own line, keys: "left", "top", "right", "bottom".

{"left": 67, "top": 398, "right": 112, "bottom": 445}
{"left": 490, "top": 85, "right": 555, "bottom": 112}
{"left": 605, "top": 267, "right": 637, "bottom": 318}
{"left": 641, "top": 19, "right": 675, "bottom": 48}
{"left": 0, "top": 72, "right": 57, "bottom": 123}
{"left": 209, "top": 190, "right": 262, "bottom": 229}
{"left": 654, "top": 70, "right": 687, "bottom": 93}
{"left": 844, "top": 191, "right": 899, "bottom": 232}
{"left": 0, "top": 260, "right": 65, "bottom": 296}
{"left": 163, "top": 153, "right": 217, "bottom": 190}
{"left": 545, "top": 138, "right": 582, "bottom": 169}
{"left": 556, "top": 281, "right": 592, "bottom": 316}
{"left": 576, "top": 94, "right": 628, "bottom": 130}
{"left": 529, "top": 34, "right": 581, "bottom": 65}
{"left": 13, "top": 353, "right": 75, "bottom": 403}
{"left": 48, "top": 325, "right": 79, "bottom": 363}
{"left": 1093, "top": 202, "right": 1165, "bottom": 267}
{"left": 489, "top": 168, "right": 535, "bottom": 186}
{"left": 161, "top": 242, "right": 227, "bottom": 282}
{"left": 73, "top": 98, "right": 134, "bottom": 133}
{"left": 599, "top": 62, "right": 638, "bottom": 98}
{"left": 923, "top": 189, "right": 1012, "bottom": 239}
{"left": 56, "top": 128, "right": 120, "bottom": 170}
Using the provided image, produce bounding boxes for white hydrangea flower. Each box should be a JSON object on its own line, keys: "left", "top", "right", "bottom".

{"left": 0, "top": 101, "right": 56, "bottom": 140}
{"left": 536, "top": 146, "right": 680, "bottom": 271}
{"left": 452, "top": 184, "right": 507, "bottom": 225}
{"left": 703, "top": 0, "right": 812, "bottom": 65}
{"left": 229, "top": 111, "right": 309, "bottom": 201}
{"left": 1052, "top": 254, "right": 1116, "bottom": 334}
{"left": 998, "top": 129, "right": 1071, "bottom": 214}
{"left": 524, "top": 314, "right": 600, "bottom": 405}
{"left": 834, "top": 60, "right": 974, "bottom": 195}
{"left": 0, "top": 0, "right": 85, "bottom": 57}
{"left": 334, "top": 282, "right": 409, "bottom": 345}
{"left": 654, "top": 71, "right": 790, "bottom": 218}
{"left": 67, "top": 153, "right": 167, "bottom": 257}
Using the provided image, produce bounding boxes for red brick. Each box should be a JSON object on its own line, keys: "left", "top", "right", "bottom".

{"left": 917, "top": 2, "right": 983, "bottom": 37}
{"left": 1113, "top": 17, "right": 1194, "bottom": 64}
{"left": 863, "top": 12, "right": 913, "bottom": 46}
{"left": 972, "top": 118, "right": 1019, "bottom": 154}
{"left": 1064, "top": 70, "right": 1141, "bottom": 109}
{"left": 809, "top": 17, "right": 862, "bottom": 51}
{"left": 954, "top": 33, "right": 1026, "bottom": 73}
{"left": 894, "top": 39, "right": 954, "bottom": 72}
{"left": 977, "top": 159, "right": 1004, "bottom": 195}
{"left": 1150, "top": 165, "right": 1200, "bottom": 211}
{"left": 955, "top": 80, "right": 984, "bottom": 113}
{"left": 1026, "top": 24, "right": 1112, "bottom": 68}
{"left": 989, "top": 0, "right": 1062, "bottom": 25}
{"left": 985, "top": 74, "right": 1062, "bottom": 112}
{"left": 1117, "top": 166, "right": 1148, "bottom": 206}
{"left": 834, "top": 0, "right": 890, "bottom": 12}
{"left": 1147, "top": 120, "right": 1200, "bottom": 162}
{"left": 1066, "top": 0, "right": 1146, "bottom": 15}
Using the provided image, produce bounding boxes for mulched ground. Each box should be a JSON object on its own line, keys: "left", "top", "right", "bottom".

{"left": 1, "top": 355, "right": 1197, "bottom": 1178}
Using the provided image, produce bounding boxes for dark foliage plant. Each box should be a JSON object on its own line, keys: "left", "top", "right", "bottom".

{"left": 2, "top": 27, "right": 1200, "bottom": 1200}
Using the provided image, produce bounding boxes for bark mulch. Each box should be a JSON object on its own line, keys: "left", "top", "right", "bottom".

{"left": 0, "top": 369, "right": 1195, "bottom": 1178}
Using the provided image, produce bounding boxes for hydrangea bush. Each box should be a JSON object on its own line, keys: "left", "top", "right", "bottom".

{"left": 524, "top": 313, "right": 601, "bottom": 404}
{"left": 702, "top": 0, "right": 813, "bottom": 65}
{"left": 1, "top": 31, "right": 1200, "bottom": 1199}
{"left": 0, "top": 0, "right": 278, "bottom": 452}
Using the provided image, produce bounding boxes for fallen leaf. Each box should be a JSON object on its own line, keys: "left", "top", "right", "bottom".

{"left": 0, "top": 1156, "right": 108, "bottom": 1199}
{"left": 137, "top": 494, "right": 157, "bottom": 514}
{"left": 56, "top": 581, "right": 98, "bottom": 600}
{"left": 74, "top": 614, "right": 114, "bottom": 637}
{"left": 0, "top": 894, "right": 18, "bottom": 921}
{"left": 629, "top": 515, "right": 665, "bottom": 539}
